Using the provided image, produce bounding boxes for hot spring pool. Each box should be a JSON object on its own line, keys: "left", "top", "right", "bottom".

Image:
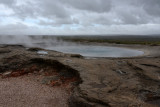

{"left": 46, "top": 45, "right": 144, "bottom": 57}
{"left": 0, "top": 35, "right": 145, "bottom": 57}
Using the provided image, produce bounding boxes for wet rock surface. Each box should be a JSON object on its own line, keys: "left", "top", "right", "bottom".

{"left": 0, "top": 44, "right": 160, "bottom": 107}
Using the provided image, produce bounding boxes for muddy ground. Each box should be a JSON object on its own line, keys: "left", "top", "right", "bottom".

{"left": 0, "top": 44, "right": 160, "bottom": 107}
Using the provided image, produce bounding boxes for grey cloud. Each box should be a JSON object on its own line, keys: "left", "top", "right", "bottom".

{"left": 120, "top": 0, "right": 160, "bottom": 17}
{"left": 0, "top": 0, "right": 38, "bottom": 19}
{"left": 0, "top": 0, "right": 15, "bottom": 6}
{"left": 39, "top": 18, "right": 79, "bottom": 26}
{"left": 13, "top": 4, "right": 38, "bottom": 19}
{"left": 111, "top": 0, "right": 160, "bottom": 25}
{"left": 61, "top": 0, "right": 111, "bottom": 13}
{"left": 143, "top": 0, "right": 160, "bottom": 17}
{"left": 0, "top": 23, "right": 28, "bottom": 35}
{"left": 1, "top": 0, "right": 160, "bottom": 25}
{"left": 0, "top": 0, "right": 160, "bottom": 35}
{"left": 0, "top": 0, "right": 69, "bottom": 19}
{"left": 116, "top": 9, "right": 150, "bottom": 25}
{"left": 76, "top": 13, "right": 118, "bottom": 26}
{"left": 0, "top": 23, "right": 46, "bottom": 35}
{"left": 38, "top": 0, "right": 69, "bottom": 18}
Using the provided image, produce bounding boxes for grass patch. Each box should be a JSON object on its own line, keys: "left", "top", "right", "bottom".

{"left": 57, "top": 36, "right": 160, "bottom": 45}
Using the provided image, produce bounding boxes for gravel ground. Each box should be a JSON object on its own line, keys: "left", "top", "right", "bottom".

{"left": 0, "top": 75, "right": 69, "bottom": 107}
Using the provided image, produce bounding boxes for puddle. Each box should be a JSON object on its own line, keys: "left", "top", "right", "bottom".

{"left": 37, "top": 51, "right": 48, "bottom": 55}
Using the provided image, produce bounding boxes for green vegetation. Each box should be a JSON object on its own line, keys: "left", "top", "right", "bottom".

{"left": 29, "top": 35, "right": 160, "bottom": 45}
{"left": 57, "top": 35, "right": 160, "bottom": 45}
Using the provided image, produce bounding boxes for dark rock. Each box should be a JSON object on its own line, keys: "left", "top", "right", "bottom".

{"left": 0, "top": 49, "right": 11, "bottom": 54}
{"left": 27, "top": 47, "right": 43, "bottom": 51}
{"left": 70, "top": 54, "right": 83, "bottom": 58}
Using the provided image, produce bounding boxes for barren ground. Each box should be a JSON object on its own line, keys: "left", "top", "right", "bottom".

{"left": 0, "top": 44, "right": 160, "bottom": 107}
{"left": 0, "top": 75, "right": 69, "bottom": 107}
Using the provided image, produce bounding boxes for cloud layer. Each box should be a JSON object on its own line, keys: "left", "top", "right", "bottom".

{"left": 0, "top": 0, "right": 160, "bottom": 35}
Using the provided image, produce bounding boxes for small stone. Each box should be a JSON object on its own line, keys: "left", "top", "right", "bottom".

{"left": 37, "top": 51, "right": 48, "bottom": 55}
{"left": 39, "top": 69, "right": 44, "bottom": 73}
{"left": 65, "top": 59, "right": 72, "bottom": 63}
{"left": 33, "top": 71, "right": 38, "bottom": 74}
{"left": 28, "top": 73, "right": 32, "bottom": 75}
{"left": 115, "top": 70, "right": 126, "bottom": 75}
{"left": 2, "top": 71, "right": 12, "bottom": 77}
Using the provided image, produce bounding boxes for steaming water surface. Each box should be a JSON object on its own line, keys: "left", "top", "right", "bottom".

{"left": 0, "top": 36, "right": 144, "bottom": 57}
{"left": 46, "top": 45, "right": 144, "bottom": 57}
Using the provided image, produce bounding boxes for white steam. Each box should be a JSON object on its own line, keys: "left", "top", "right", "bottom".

{"left": 0, "top": 35, "right": 75, "bottom": 48}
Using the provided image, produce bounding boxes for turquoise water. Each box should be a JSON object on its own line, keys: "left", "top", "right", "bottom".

{"left": 47, "top": 45, "right": 144, "bottom": 57}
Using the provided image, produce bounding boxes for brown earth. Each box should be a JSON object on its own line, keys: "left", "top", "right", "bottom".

{"left": 0, "top": 44, "right": 160, "bottom": 107}
{"left": 0, "top": 75, "right": 69, "bottom": 107}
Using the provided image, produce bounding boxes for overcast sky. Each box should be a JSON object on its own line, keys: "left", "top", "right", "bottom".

{"left": 0, "top": 0, "right": 160, "bottom": 35}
